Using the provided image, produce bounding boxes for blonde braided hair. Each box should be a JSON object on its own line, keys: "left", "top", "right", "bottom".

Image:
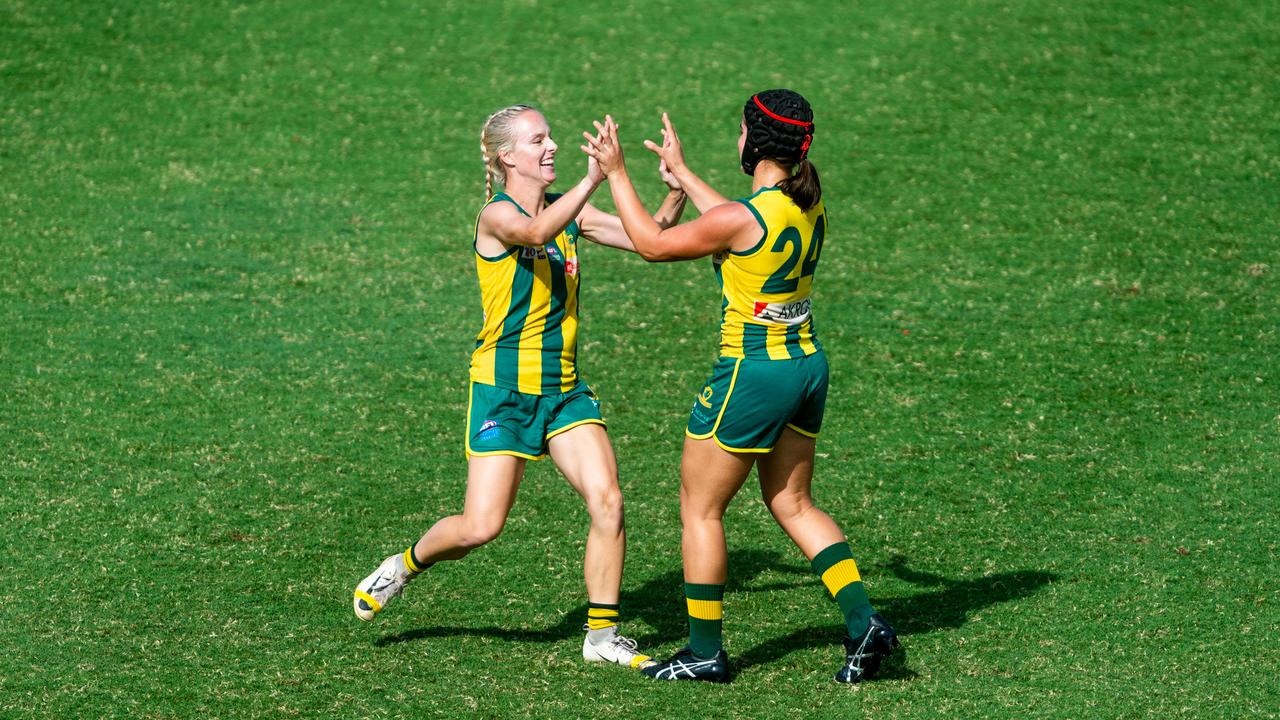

{"left": 480, "top": 104, "right": 536, "bottom": 198}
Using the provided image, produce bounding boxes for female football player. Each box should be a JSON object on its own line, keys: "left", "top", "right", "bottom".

{"left": 353, "top": 105, "right": 687, "bottom": 670}
{"left": 583, "top": 90, "right": 899, "bottom": 682}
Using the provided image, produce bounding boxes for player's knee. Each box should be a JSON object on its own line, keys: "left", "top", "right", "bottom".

{"left": 585, "top": 483, "right": 624, "bottom": 531}
{"left": 458, "top": 516, "right": 505, "bottom": 548}
{"left": 765, "top": 491, "right": 811, "bottom": 523}
{"left": 680, "top": 502, "right": 724, "bottom": 526}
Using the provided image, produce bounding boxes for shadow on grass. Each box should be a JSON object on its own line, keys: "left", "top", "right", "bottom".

{"left": 376, "top": 547, "right": 808, "bottom": 648}
{"left": 733, "top": 555, "right": 1057, "bottom": 672}
{"left": 377, "top": 550, "right": 1056, "bottom": 679}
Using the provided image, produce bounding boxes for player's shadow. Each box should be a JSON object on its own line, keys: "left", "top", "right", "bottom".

{"left": 374, "top": 547, "right": 808, "bottom": 648}
{"left": 375, "top": 550, "right": 1056, "bottom": 680}
{"left": 733, "top": 555, "right": 1057, "bottom": 675}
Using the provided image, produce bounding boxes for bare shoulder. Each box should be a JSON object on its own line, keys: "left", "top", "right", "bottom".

{"left": 478, "top": 197, "right": 524, "bottom": 232}
{"left": 476, "top": 198, "right": 534, "bottom": 252}
{"left": 697, "top": 200, "right": 758, "bottom": 246}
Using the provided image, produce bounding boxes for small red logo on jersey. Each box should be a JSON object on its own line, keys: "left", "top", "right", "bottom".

{"left": 565, "top": 257, "right": 579, "bottom": 277}
{"left": 754, "top": 301, "right": 769, "bottom": 317}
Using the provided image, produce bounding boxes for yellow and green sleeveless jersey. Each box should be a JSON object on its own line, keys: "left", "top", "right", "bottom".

{"left": 469, "top": 192, "right": 582, "bottom": 395}
{"left": 715, "top": 186, "right": 825, "bottom": 360}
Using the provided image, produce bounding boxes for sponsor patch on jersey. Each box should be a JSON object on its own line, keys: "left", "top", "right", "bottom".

{"left": 752, "top": 298, "right": 811, "bottom": 325}
{"left": 520, "top": 246, "right": 548, "bottom": 260}
{"left": 565, "top": 257, "right": 579, "bottom": 277}
{"left": 546, "top": 246, "right": 562, "bottom": 262}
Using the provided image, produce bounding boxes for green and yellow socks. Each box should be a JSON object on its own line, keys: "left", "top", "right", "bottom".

{"left": 685, "top": 582, "right": 725, "bottom": 658}
{"left": 811, "top": 541, "right": 875, "bottom": 637}
{"left": 586, "top": 602, "right": 621, "bottom": 640}
{"left": 403, "top": 546, "right": 433, "bottom": 575}
{"left": 679, "top": 546, "right": 869, "bottom": 658}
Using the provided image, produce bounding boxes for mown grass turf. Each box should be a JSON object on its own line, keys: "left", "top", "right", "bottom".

{"left": 2, "top": 1, "right": 1277, "bottom": 717}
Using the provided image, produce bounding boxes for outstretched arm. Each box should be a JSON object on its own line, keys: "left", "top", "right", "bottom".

{"left": 577, "top": 189, "right": 687, "bottom": 252}
{"left": 481, "top": 174, "right": 601, "bottom": 250}
{"left": 577, "top": 124, "right": 687, "bottom": 252}
{"left": 585, "top": 116, "right": 750, "bottom": 262}
{"left": 643, "top": 112, "right": 729, "bottom": 214}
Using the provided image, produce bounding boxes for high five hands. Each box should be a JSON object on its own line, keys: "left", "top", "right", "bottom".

{"left": 582, "top": 114, "right": 683, "bottom": 192}
{"left": 645, "top": 113, "right": 685, "bottom": 192}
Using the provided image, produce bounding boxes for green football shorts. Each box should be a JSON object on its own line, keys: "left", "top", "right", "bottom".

{"left": 686, "top": 352, "right": 828, "bottom": 453}
{"left": 466, "top": 381, "right": 605, "bottom": 460}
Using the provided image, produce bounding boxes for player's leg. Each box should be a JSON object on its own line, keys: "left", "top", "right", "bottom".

{"left": 642, "top": 436, "right": 752, "bottom": 682}
{"left": 411, "top": 453, "right": 526, "bottom": 562}
{"left": 544, "top": 382, "right": 656, "bottom": 668}
{"left": 353, "top": 454, "right": 525, "bottom": 621}
{"left": 547, "top": 422, "right": 652, "bottom": 668}
{"left": 756, "top": 427, "right": 844, "bottom": 556}
{"left": 548, "top": 423, "right": 623, "bottom": 606}
{"left": 758, "top": 352, "right": 898, "bottom": 682}
{"left": 353, "top": 382, "right": 540, "bottom": 622}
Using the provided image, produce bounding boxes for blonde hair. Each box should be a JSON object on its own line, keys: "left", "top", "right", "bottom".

{"left": 480, "top": 104, "right": 537, "bottom": 198}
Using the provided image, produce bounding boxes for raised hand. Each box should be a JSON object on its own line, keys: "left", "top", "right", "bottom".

{"left": 658, "top": 159, "right": 682, "bottom": 191}
{"left": 584, "top": 127, "right": 606, "bottom": 185}
{"left": 644, "top": 112, "right": 687, "bottom": 188}
{"left": 582, "top": 115, "right": 625, "bottom": 178}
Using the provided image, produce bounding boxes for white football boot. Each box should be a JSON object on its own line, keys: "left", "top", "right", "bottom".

{"left": 353, "top": 553, "right": 414, "bottom": 621}
{"left": 582, "top": 625, "right": 656, "bottom": 669}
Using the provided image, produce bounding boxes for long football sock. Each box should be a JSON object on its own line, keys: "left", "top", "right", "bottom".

{"left": 685, "top": 582, "right": 725, "bottom": 658}
{"left": 403, "top": 546, "right": 434, "bottom": 574}
{"left": 811, "top": 541, "right": 874, "bottom": 636}
{"left": 586, "top": 602, "right": 620, "bottom": 643}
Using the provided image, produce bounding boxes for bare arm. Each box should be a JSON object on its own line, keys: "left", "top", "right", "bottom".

{"left": 479, "top": 174, "right": 601, "bottom": 250}
{"left": 586, "top": 116, "right": 751, "bottom": 262}
{"left": 577, "top": 124, "right": 688, "bottom": 252}
{"left": 643, "top": 112, "right": 730, "bottom": 214}
{"left": 578, "top": 189, "right": 687, "bottom": 252}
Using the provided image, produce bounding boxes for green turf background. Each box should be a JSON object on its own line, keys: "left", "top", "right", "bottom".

{"left": 2, "top": 0, "right": 1277, "bottom": 717}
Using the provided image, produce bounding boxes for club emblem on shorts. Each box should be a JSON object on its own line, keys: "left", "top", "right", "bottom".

{"left": 477, "top": 419, "right": 500, "bottom": 441}
{"left": 697, "top": 385, "right": 714, "bottom": 409}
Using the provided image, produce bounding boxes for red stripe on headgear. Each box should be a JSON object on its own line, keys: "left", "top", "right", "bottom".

{"left": 752, "top": 95, "right": 814, "bottom": 129}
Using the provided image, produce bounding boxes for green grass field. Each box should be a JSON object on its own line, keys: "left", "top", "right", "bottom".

{"left": 3, "top": 1, "right": 1277, "bottom": 717}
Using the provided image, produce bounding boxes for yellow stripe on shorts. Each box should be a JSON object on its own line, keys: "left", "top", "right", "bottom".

{"left": 686, "top": 598, "right": 723, "bottom": 621}
{"left": 820, "top": 558, "right": 862, "bottom": 596}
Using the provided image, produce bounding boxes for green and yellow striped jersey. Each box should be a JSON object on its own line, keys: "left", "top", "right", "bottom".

{"left": 469, "top": 192, "right": 582, "bottom": 395}
{"left": 714, "top": 186, "right": 825, "bottom": 360}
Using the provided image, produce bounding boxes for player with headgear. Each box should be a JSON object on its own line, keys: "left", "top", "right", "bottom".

{"left": 584, "top": 89, "right": 900, "bottom": 683}
{"left": 352, "top": 104, "right": 688, "bottom": 671}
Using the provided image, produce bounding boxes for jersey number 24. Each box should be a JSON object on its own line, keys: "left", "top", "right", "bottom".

{"left": 761, "top": 215, "right": 826, "bottom": 294}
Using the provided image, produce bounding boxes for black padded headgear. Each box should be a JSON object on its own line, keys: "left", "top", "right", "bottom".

{"left": 740, "top": 89, "right": 815, "bottom": 175}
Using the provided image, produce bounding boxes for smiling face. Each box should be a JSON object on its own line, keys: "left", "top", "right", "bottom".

{"left": 500, "top": 110, "right": 558, "bottom": 187}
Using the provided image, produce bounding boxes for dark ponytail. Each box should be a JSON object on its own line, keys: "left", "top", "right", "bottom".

{"left": 778, "top": 158, "right": 821, "bottom": 211}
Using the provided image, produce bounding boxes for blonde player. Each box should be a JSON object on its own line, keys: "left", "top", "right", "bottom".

{"left": 353, "top": 105, "right": 686, "bottom": 670}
